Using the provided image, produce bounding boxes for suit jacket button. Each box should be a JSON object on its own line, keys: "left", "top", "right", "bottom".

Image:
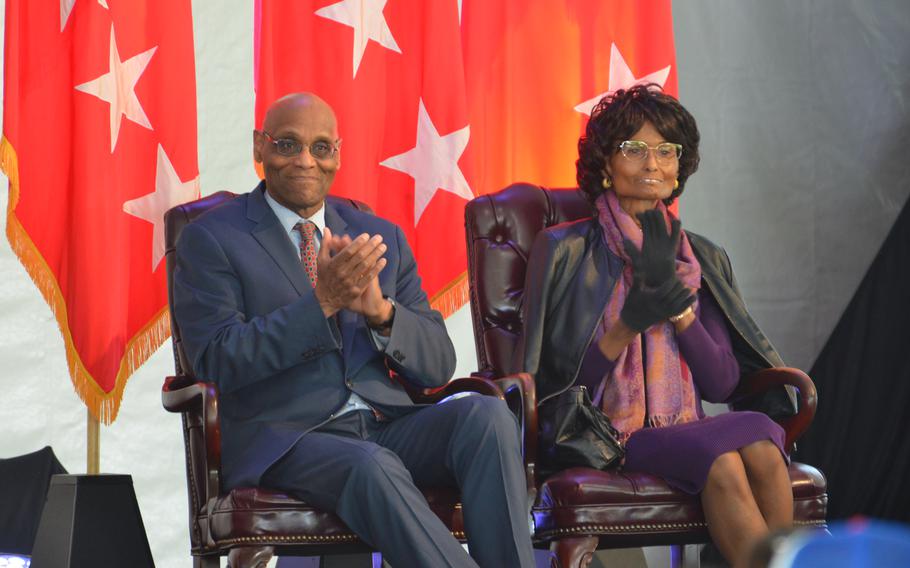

{"left": 393, "top": 350, "right": 405, "bottom": 362}
{"left": 345, "top": 378, "right": 353, "bottom": 388}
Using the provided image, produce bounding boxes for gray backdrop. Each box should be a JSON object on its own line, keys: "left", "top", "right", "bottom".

{"left": 674, "top": 0, "right": 910, "bottom": 372}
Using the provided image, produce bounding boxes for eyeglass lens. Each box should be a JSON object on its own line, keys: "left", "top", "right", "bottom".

{"left": 265, "top": 133, "right": 337, "bottom": 159}
{"left": 620, "top": 141, "right": 681, "bottom": 162}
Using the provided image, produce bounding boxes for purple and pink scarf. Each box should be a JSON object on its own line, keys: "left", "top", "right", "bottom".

{"left": 594, "top": 191, "right": 702, "bottom": 442}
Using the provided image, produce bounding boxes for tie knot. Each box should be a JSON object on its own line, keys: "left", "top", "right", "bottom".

{"left": 295, "top": 221, "right": 317, "bottom": 241}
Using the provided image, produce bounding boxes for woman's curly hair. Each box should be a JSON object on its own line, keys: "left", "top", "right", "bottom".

{"left": 576, "top": 83, "right": 700, "bottom": 205}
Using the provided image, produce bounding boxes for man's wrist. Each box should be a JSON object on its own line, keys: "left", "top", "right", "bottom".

{"left": 367, "top": 297, "right": 396, "bottom": 331}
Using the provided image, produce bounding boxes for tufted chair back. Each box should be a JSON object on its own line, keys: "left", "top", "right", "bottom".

{"left": 165, "top": 192, "right": 236, "bottom": 379}
{"left": 465, "top": 183, "right": 593, "bottom": 378}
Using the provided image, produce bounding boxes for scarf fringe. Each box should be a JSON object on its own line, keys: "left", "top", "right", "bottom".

{"left": 647, "top": 413, "right": 689, "bottom": 429}
{"left": 618, "top": 430, "right": 632, "bottom": 446}
{"left": 3, "top": 136, "right": 171, "bottom": 425}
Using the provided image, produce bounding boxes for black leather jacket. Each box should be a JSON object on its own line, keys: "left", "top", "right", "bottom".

{"left": 511, "top": 217, "right": 796, "bottom": 418}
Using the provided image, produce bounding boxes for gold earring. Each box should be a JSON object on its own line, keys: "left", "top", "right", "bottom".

{"left": 674, "top": 179, "right": 679, "bottom": 189}
{"left": 602, "top": 177, "right": 612, "bottom": 189}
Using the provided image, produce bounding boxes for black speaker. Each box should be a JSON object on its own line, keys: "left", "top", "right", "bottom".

{"left": 0, "top": 446, "right": 67, "bottom": 556}
{"left": 30, "top": 474, "right": 154, "bottom": 567}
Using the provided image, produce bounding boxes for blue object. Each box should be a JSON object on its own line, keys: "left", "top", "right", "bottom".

{"left": 771, "top": 519, "right": 910, "bottom": 567}
{"left": 0, "top": 554, "right": 31, "bottom": 567}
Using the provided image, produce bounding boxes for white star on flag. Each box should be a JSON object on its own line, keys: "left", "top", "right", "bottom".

{"left": 123, "top": 145, "right": 200, "bottom": 271}
{"left": 380, "top": 99, "right": 473, "bottom": 224}
{"left": 315, "top": 0, "right": 401, "bottom": 78}
{"left": 60, "top": 0, "right": 75, "bottom": 30}
{"left": 60, "top": 0, "right": 110, "bottom": 32}
{"left": 75, "top": 26, "right": 156, "bottom": 152}
{"left": 574, "top": 43, "right": 671, "bottom": 116}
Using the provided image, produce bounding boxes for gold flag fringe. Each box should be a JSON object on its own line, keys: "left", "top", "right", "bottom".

{"left": 2, "top": 136, "right": 172, "bottom": 425}
{"left": 430, "top": 271, "right": 469, "bottom": 319}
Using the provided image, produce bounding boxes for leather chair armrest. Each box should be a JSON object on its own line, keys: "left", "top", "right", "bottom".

{"left": 162, "top": 375, "right": 205, "bottom": 412}
{"left": 162, "top": 376, "right": 222, "bottom": 500}
{"left": 409, "top": 376, "right": 505, "bottom": 403}
{"left": 470, "top": 369, "right": 496, "bottom": 381}
{"left": 491, "top": 373, "right": 538, "bottom": 490}
{"left": 733, "top": 367, "right": 817, "bottom": 453}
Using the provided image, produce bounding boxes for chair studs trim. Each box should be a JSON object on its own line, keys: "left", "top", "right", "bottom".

{"left": 533, "top": 518, "right": 826, "bottom": 540}
{"left": 219, "top": 535, "right": 360, "bottom": 546}
{"left": 217, "top": 530, "right": 467, "bottom": 547}
{"left": 534, "top": 521, "right": 707, "bottom": 539}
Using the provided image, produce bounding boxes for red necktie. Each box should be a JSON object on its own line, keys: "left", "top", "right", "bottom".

{"left": 294, "top": 221, "right": 318, "bottom": 286}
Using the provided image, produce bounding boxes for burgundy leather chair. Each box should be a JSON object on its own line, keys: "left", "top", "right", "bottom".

{"left": 162, "top": 191, "right": 506, "bottom": 568}
{"left": 465, "top": 183, "right": 828, "bottom": 568}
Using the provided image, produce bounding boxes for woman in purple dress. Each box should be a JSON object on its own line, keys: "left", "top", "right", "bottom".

{"left": 514, "top": 84, "right": 795, "bottom": 566}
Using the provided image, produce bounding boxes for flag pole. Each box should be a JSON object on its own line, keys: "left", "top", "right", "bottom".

{"left": 87, "top": 410, "right": 100, "bottom": 474}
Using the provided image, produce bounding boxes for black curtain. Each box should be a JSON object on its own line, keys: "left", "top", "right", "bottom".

{"left": 0, "top": 446, "right": 68, "bottom": 554}
{"left": 795, "top": 196, "right": 910, "bottom": 521}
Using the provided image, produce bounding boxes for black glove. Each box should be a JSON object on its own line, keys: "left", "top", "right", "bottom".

{"left": 620, "top": 275, "right": 695, "bottom": 332}
{"left": 623, "top": 209, "right": 681, "bottom": 287}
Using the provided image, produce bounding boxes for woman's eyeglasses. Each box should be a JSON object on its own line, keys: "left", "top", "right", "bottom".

{"left": 617, "top": 140, "right": 682, "bottom": 164}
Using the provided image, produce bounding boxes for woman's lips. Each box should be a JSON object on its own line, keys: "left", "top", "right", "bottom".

{"left": 637, "top": 177, "right": 664, "bottom": 185}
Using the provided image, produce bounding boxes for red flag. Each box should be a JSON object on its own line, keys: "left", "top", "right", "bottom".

{"left": 256, "top": 0, "right": 471, "bottom": 315}
{"left": 2, "top": 0, "right": 199, "bottom": 423}
{"left": 254, "top": 0, "right": 676, "bottom": 317}
{"left": 461, "top": 1, "right": 678, "bottom": 197}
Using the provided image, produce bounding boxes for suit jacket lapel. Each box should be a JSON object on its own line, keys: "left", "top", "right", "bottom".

{"left": 246, "top": 183, "right": 311, "bottom": 296}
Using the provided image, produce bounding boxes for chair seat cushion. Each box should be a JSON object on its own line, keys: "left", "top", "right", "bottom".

{"left": 532, "top": 462, "right": 827, "bottom": 545}
{"left": 207, "top": 486, "right": 464, "bottom": 548}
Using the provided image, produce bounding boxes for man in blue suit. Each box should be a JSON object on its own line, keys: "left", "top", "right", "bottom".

{"left": 173, "top": 93, "right": 534, "bottom": 568}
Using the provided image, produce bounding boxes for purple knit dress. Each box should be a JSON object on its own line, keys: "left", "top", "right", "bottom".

{"left": 576, "top": 289, "right": 787, "bottom": 494}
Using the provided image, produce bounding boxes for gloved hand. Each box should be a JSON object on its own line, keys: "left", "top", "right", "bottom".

{"left": 620, "top": 275, "right": 695, "bottom": 332}
{"left": 623, "top": 208, "right": 681, "bottom": 287}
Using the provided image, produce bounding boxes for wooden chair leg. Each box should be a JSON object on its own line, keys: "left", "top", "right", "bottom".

{"left": 320, "top": 553, "right": 376, "bottom": 567}
{"left": 550, "top": 536, "right": 598, "bottom": 568}
{"left": 681, "top": 544, "right": 702, "bottom": 568}
{"left": 193, "top": 554, "right": 220, "bottom": 568}
{"left": 227, "top": 546, "right": 275, "bottom": 568}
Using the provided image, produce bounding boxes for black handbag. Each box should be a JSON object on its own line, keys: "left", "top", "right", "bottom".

{"left": 538, "top": 385, "right": 625, "bottom": 477}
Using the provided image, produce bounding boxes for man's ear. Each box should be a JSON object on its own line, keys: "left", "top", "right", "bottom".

{"left": 253, "top": 130, "right": 263, "bottom": 163}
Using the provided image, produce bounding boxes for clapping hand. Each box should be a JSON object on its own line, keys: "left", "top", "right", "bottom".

{"left": 620, "top": 274, "right": 695, "bottom": 332}
{"left": 622, "top": 208, "right": 681, "bottom": 287}
{"left": 619, "top": 209, "right": 693, "bottom": 332}
{"left": 314, "top": 227, "right": 390, "bottom": 322}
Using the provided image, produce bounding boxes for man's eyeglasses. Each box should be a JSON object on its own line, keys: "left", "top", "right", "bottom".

{"left": 261, "top": 131, "right": 341, "bottom": 160}
{"left": 617, "top": 140, "right": 683, "bottom": 164}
